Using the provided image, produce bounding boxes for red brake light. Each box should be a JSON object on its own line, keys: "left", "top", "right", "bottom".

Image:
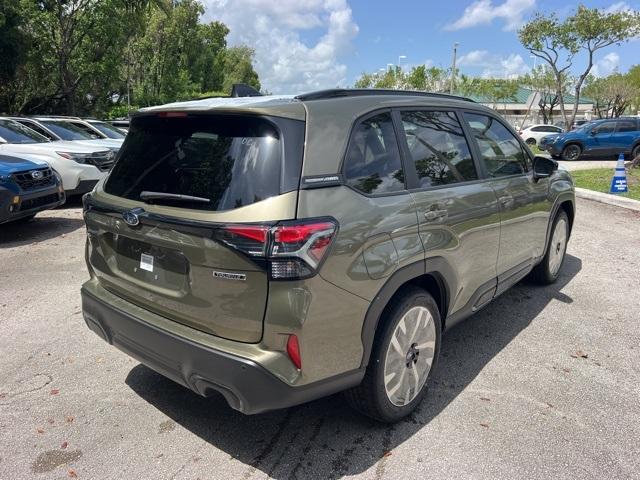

{"left": 225, "top": 225, "right": 269, "bottom": 243}
{"left": 274, "top": 222, "right": 334, "bottom": 244}
{"left": 157, "top": 111, "right": 188, "bottom": 118}
{"left": 286, "top": 334, "right": 301, "bottom": 370}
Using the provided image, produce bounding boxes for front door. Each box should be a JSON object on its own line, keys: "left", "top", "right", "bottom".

{"left": 395, "top": 109, "right": 501, "bottom": 315}
{"left": 586, "top": 121, "right": 616, "bottom": 157}
{"left": 462, "top": 112, "right": 550, "bottom": 293}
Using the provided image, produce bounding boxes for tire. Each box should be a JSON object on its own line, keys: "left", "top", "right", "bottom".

{"left": 632, "top": 144, "right": 640, "bottom": 160}
{"left": 551, "top": 154, "right": 561, "bottom": 160}
{"left": 15, "top": 214, "right": 36, "bottom": 223}
{"left": 526, "top": 138, "right": 536, "bottom": 146}
{"left": 562, "top": 144, "right": 581, "bottom": 161}
{"left": 530, "top": 210, "right": 569, "bottom": 285}
{"left": 345, "top": 286, "right": 441, "bottom": 423}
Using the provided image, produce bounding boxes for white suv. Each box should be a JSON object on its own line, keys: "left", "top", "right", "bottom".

{"left": 519, "top": 124, "right": 564, "bottom": 146}
{"left": 0, "top": 118, "right": 114, "bottom": 195}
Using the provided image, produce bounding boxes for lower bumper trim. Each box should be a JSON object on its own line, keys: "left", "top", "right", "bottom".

{"left": 81, "top": 287, "right": 364, "bottom": 414}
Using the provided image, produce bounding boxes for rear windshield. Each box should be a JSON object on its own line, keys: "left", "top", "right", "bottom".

{"left": 104, "top": 114, "right": 287, "bottom": 211}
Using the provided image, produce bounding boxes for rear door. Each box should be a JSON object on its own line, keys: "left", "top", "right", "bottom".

{"left": 396, "top": 109, "right": 501, "bottom": 315}
{"left": 610, "top": 119, "right": 639, "bottom": 156}
{"left": 84, "top": 112, "right": 304, "bottom": 343}
{"left": 462, "top": 112, "right": 550, "bottom": 292}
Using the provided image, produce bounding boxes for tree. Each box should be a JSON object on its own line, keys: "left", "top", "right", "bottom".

{"left": 353, "top": 65, "right": 447, "bottom": 91}
{"left": 521, "top": 66, "right": 571, "bottom": 124}
{"left": 519, "top": 6, "right": 640, "bottom": 127}
{"left": 221, "top": 46, "right": 260, "bottom": 93}
{"left": 583, "top": 73, "right": 640, "bottom": 118}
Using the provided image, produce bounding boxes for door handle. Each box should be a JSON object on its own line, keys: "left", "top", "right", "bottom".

{"left": 424, "top": 208, "right": 448, "bottom": 221}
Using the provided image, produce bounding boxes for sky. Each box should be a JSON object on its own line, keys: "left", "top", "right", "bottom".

{"left": 202, "top": 0, "right": 640, "bottom": 93}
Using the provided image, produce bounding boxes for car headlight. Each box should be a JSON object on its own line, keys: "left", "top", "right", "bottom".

{"left": 56, "top": 152, "right": 93, "bottom": 163}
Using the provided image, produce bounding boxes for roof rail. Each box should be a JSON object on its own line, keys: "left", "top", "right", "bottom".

{"left": 295, "top": 88, "right": 475, "bottom": 103}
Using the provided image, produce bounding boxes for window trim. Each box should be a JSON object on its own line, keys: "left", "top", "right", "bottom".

{"left": 339, "top": 107, "right": 411, "bottom": 198}
{"left": 614, "top": 119, "right": 639, "bottom": 134}
{"left": 393, "top": 107, "right": 484, "bottom": 192}
{"left": 460, "top": 110, "right": 534, "bottom": 181}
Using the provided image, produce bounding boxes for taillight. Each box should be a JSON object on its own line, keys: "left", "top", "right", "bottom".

{"left": 218, "top": 218, "right": 338, "bottom": 280}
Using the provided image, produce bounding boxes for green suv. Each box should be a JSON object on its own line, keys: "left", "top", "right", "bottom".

{"left": 81, "top": 89, "right": 575, "bottom": 422}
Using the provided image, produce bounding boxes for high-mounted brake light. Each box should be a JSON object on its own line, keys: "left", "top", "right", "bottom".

{"left": 157, "top": 111, "right": 188, "bottom": 118}
{"left": 217, "top": 218, "right": 338, "bottom": 280}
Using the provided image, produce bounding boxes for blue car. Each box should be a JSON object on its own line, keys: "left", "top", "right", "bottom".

{"left": 545, "top": 117, "right": 640, "bottom": 161}
{"left": 1, "top": 154, "right": 65, "bottom": 224}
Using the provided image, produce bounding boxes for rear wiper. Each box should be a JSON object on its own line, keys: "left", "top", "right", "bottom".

{"left": 139, "top": 191, "right": 211, "bottom": 204}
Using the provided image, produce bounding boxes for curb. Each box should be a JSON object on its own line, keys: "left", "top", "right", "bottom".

{"left": 575, "top": 187, "right": 640, "bottom": 212}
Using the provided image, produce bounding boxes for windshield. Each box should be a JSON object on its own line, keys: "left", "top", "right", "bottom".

{"left": 0, "top": 119, "right": 50, "bottom": 144}
{"left": 104, "top": 114, "right": 285, "bottom": 211}
{"left": 39, "top": 120, "right": 95, "bottom": 141}
{"left": 575, "top": 122, "right": 595, "bottom": 132}
{"left": 88, "top": 121, "right": 126, "bottom": 139}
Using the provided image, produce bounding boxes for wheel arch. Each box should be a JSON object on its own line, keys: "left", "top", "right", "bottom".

{"left": 358, "top": 259, "right": 455, "bottom": 369}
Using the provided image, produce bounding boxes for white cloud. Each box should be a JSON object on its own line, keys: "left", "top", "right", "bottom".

{"left": 445, "top": 0, "right": 536, "bottom": 31}
{"left": 604, "top": 1, "right": 633, "bottom": 13}
{"left": 591, "top": 52, "right": 620, "bottom": 77}
{"left": 202, "top": 0, "right": 359, "bottom": 93}
{"left": 458, "top": 50, "right": 531, "bottom": 78}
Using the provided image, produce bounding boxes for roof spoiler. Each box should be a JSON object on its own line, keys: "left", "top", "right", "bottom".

{"left": 231, "top": 84, "right": 262, "bottom": 98}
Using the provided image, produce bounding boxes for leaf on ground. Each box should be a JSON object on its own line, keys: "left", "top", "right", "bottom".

{"left": 50, "top": 389, "right": 60, "bottom": 395}
{"left": 383, "top": 451, "right": 393, "bottom": 457}
{"left": 562, "top": 368, "right": 571, "bottom": 373}
{"left": 68, "top": 468, "right": 77, "bottom": 478}
{"left": 545, "top": 402, "right": 554, "bottom": 409}
{"left": 570, "top": 350, "right": 588, "bottom": 359}
{"left": 480, "top": 423, "right": 490, "bottom": 428}
{"left": 61, "top": 441, "right": 68, "bottom": 449}
{"left": 480, "top": 397, "right": 491, "bottom": 402}
{"left": 65, "top": 416, "right": 74, "bottom": 424}
{"left": 47, "top": 418, "right": 55, "bottom": 424}
{"left": 36, "top": 427, "right": 45, "bottom": 434}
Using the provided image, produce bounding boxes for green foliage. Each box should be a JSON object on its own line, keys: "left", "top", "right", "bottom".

{"left": 456, "top": 76, "right": 518, "bottom": 104}
{"left": 354, "top": 65, "right": 447, "bottom": 91}
{"left": 0, "top": 0, "right": 261, "bottom": 116}
{"left": 518, "top": 5, "right": 640, "bottom": 126}
{"left": 583, "top": 72, "right": 640, "bottom": 118}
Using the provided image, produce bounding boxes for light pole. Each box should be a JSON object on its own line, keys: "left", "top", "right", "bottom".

{"left": 449, "top": 42, "right": 459, "bottom": 94}
{"left": 530, "top": 55, "right": 537, "bottom": 70}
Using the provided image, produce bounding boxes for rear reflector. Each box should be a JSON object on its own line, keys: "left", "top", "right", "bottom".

{"left": 286, "top": 334, "right": 302, "bottom": 370}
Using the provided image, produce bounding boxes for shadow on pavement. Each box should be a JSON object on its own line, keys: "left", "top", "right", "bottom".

{"left": 126, "top": 254, "right": 582, "bottom": 479}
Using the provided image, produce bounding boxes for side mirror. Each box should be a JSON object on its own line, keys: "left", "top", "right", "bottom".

{"left": 532, "top": 156, "right": 558, "bottom": 181}
{"left": 590, "top": 129, "right": 597, "bottom": 136}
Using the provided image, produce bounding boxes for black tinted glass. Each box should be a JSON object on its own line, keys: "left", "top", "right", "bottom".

{"left": 401, "top": 111, "right": 477, "bottom": 187}
{"left": 617, "top": 120, "right": 638, "bottom": 133}
{"left": 104, "top": 115, "right": 284, "bottom": 211}
{"left": 464, "top": 113, "right": 528, "bottom": 177}
{"left": 594, "top": 122, "right": 615, "bottom": 134}
{"left": 40, "top": 120, "right": 94, "bottom": 140}
{"left": 344, "top": 112, "right": 404, "bottom": 194}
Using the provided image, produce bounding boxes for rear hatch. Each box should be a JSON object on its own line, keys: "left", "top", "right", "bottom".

{"left": 84, "top": 112, "right": 304, "bottom": 342}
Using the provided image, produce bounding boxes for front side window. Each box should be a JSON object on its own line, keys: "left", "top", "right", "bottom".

{"left": 401, "top": 111, "right": 477, "bottom": 188}
{"left": 39, "top": 120, "right": 94, "bottom": 140}
{"left": 592, "top": 122, "right": 615, "bottom": 135}
{"left": 463, "top": 113, "right": 528, "bottom": 177}
{"left": 104, "top": 114, "right": 284, "bottom": 212}
{"left": 89, "top": 121, "right": 126, "bottom": 139}
{"left": 344, "top": 112, "right": 405, "bottom": 194}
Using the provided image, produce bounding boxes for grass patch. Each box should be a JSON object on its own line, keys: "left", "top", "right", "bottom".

{"left": 570, "top": 167, "right": 640, "bottom": 201}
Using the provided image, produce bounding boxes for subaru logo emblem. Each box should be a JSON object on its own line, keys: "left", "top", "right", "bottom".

{"left": 122, "top": 208, "right": 144, "bottom": 227}
{"left": 31, "top": 170, "right": 43, "bottom": 179}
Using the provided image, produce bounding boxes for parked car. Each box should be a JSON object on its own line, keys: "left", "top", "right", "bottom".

{"left": 83, "top": 119, "right": 127, "bottom": 139}
{"left": 519, "top": 124, "right": 564, "bottom": 146}
{"left": 1, "top": 153, "right": 65, "bottom": 224}
{"left": 544, "top": 117, "right": 640, "bottom": 160}
{"left": 0, "top": 118, "right": 114, "bottom": 195}
{"left": 538, "top": 134, "right": 560, "bottom": 151}
{"left": 11, "top": 117, "right": 122, "bottom": 152}
{"left": 110, "top": 119, "right": 129, "bottom": 133}
{"left": 81, "top": 89, "right": 575, "bottom": 423}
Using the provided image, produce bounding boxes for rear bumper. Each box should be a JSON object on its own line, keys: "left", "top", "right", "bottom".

{"left": 81, "top": 287, "right": 363, "bottom": 414}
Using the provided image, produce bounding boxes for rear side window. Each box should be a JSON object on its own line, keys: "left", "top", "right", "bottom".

{"left": 464, "top": 113, "right": 528, "bottom": 177}
{"left": 400, "top": 110, "right": 477, "bottom": 188}
{"left": 344, "top": 112, "right": 405, "bottom": 194}
{"left": 39, "top": 120, "right": 93, "bottom": 140}
{"left": 105, "top": 115, "right": 288, "bottom": 211}
{"left": 616, "top": 120, "right": 638, "bottom": 133}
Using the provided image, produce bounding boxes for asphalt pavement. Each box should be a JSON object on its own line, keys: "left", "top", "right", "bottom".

{"left": 1, "top": 198, "right": 639, "bottom": 479}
